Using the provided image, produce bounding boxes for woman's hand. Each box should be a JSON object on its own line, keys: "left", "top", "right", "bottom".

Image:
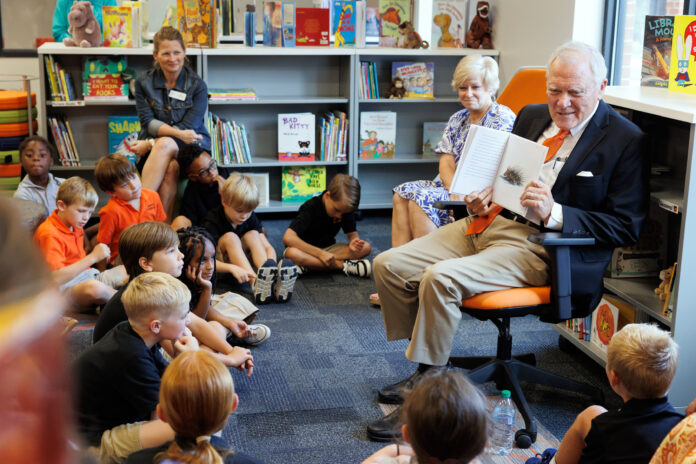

{"left": 178, "top": 129, "right": 203, "bottom": 144}
{"left": 130, "top": 140, "right": 151, "bottom": 156}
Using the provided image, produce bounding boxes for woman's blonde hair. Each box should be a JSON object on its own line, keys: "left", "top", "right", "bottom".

{"left": 451, "top": 55, "right": 500, "bottom": 95}
{"left": 221, "top": 172, "right": 260, "bottom": 210}
{"left": 153, "top": 26, "right": 190, "bottom": 69}
{"left": 155, "top": 350, "right": 235, "bottom": 464}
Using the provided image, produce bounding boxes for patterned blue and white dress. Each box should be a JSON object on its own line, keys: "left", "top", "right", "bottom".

{"left": 393, "top": 102, "right": 516, "bottom": 226}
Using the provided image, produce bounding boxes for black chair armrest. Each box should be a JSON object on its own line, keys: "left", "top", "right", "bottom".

{"left": 527, "top": 232, "right": 595, "bottom": 323}
{"left": 432, "top": 201, "right": 470, "bottom": 220}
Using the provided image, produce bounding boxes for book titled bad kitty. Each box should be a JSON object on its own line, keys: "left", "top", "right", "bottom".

{"left": 278, "top": 113, "right": 316, "bottom": 161}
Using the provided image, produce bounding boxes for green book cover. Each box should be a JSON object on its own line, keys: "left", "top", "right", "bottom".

{"left": 281, "top": 166, "right": 326, "bottom": 201}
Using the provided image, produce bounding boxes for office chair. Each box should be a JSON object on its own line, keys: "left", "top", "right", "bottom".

{"left": 433, "top": 201, "right": 604, "bottom": 449}
{"left": 497, "top": 67, "right": 548, "bottom": 115}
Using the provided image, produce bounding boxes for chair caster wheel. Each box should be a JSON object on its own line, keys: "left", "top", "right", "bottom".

{"left": 515, "top": 429, "right": 535, "bottom": 449}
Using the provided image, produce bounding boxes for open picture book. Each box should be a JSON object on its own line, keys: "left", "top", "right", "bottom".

{"left": 449, "top": 125, "right": 548, "bottom": 224}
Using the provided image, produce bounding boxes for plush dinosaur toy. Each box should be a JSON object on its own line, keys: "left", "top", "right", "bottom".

{"left": 63, "top": 1, "right": 101, "bottom": 47}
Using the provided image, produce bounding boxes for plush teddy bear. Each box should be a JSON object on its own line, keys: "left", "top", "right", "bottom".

{"left": 63, "top": 1, "right": 101, "bottom": 48}
{"left": 397, "top": 21, "right": 429, "bottom": 49}
{"left": 385, "top": 77, "right": 407, "bottom": 99}
{"left": 654, "top": 265, "right": 675, "bottom": 301}
{"left": 466, "top": 1, "right": 493, "bottom": 49}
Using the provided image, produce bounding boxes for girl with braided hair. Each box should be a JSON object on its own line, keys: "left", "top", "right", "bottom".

{"left": 177, "top": 226, "right": 271, "bottom": 346}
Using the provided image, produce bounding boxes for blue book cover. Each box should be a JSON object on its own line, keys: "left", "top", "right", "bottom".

{"left": 282, "top": 1, "right": 296, "bottom": 47}
{"left": 333, "top": 0, "right": 356, "bottom": 47}
{"left": 108, "top": 116, "right": 140, "bottom": 163}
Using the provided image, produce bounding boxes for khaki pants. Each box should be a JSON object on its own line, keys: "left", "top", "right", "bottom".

{"left": 374, "top": 216, "right": 550, "bottom": 366}
{"left": 88, "top": 421, "right": 144, "bottom": 464}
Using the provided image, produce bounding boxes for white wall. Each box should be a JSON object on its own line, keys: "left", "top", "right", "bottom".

{"left": 0, "top": 58, "right": 45, "bottom": 136}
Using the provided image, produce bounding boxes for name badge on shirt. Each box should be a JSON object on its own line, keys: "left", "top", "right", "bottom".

{"left": 168, "top": 89, "right": 186, "bottom": 101}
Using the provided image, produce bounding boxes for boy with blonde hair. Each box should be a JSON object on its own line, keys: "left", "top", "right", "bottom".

{"left": 76, "top": 272, "right": 199, "bottom": 464}
{"left": 96, "top": 153, "right": 166, "bottom": 264}
{"left": 34, "top": 176, "right": 127, "bottom": 308}
{"left": 529, "top": 323, "right": 683, "bottom": 464}
{"left": 203, "top": 172, "right": 298, "bottom": 304}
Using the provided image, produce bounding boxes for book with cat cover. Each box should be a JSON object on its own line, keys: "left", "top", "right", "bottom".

{"left": 278, "top": 113, "right": 316, "bottom": 161}
{"left": 177, "top": 0, "right": 217, "bottom": 48}
{"left": 422, "top": 122, "right": 448, "bottom": 158}
{"left": 431, "top": 0, "right": 466, "bottom": 48}
{"left": 333, "top": 0, "right": 356, "bottom": 47}
{"left": 295, "top": 7, "right": 330, "bottom": 46}
{"left": 642, "top": 16, "right": 674, "bottom": 87}
{"left": 392, "top": 62, "right": 435, "bottom": 99}
{"left": 108, "top": 116, "right": 141, "bottom": 163}
{"left": 359, "top": 111, "right": 396, "bottom": 159}
{"left": 102, "top": 6, "right": 135, "bottom": 47}
{"left": 378, "top": 0, "right": 410, "bottom": 47}
{"left": 282, "top": 166, "right": 326, "bottom": 201}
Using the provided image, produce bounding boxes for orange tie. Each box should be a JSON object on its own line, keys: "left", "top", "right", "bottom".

{"left": 465, "top": 129, "right": 570, "bottom": 236}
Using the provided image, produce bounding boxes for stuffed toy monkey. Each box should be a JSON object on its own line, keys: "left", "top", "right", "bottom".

{"left": 466, "top": 1, "right": 492, "bottom": 49}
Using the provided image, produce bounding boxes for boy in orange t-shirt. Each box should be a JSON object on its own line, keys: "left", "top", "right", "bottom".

{"left": 34, "top": 177, "right": 128, "bottom": 308}
{"left": 95, "top": 154, "right": 166, "bottom": 263}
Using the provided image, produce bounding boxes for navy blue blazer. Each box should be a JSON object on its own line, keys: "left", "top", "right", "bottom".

{"left": 512, "top": 101, "right": 649, "bottom": 316}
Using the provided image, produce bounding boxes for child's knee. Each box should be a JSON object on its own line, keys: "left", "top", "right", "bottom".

{"left": 171, "top": 216, "right": 192, "bottom": 231}
{"left": 220, "top": 232, "right": 242, "bottom": 248}
{"left": 360, "top": 241, "right": 372, "bottom": 257}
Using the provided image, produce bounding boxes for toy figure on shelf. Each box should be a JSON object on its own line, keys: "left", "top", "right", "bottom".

{"left": 63, "top": 1, "right": 102, "bottom": 47}
{"left": 385, "top": 77, "right": 407, "bottom": 99}
{"left": 397, "top": 21, "right": 429, "bottom": 49}
{"left": 466, "top": 1, "right": 492, "bottom": 49}
{"left": 433, "top": 13, "right": 455, "bottom": 48}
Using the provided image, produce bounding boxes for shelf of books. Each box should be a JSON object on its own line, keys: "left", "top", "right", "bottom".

{"left": 552, "top": 324, "right": 608, "bottom": 366}
{"left": 602, "top": 278, "right": 673, "bottom": 327}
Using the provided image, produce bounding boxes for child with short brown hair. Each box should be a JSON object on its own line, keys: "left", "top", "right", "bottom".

{"left": 283, "top": 173, "right": 372, "bottom": 277}
{"left": 96, "top": 153, "right": 166, "bottom": 263}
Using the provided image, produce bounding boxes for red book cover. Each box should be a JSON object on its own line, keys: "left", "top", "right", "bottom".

{"left": 295, "top": 8, "right": 330, "bottom": 46}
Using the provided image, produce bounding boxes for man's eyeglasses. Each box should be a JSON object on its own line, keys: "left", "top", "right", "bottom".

{"left": 198, "top": 159, "right": 217, "bottom": 177}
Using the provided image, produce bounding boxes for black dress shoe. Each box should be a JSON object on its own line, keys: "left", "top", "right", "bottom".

{"left": 366, "top": 407, "right": 403, "bottom": 442}
{"left": 378, "top": 370, "right": 422, "bottom": 404}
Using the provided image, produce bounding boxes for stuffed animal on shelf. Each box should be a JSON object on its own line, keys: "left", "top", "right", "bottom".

{"left": 397, "top": 21, "right": 429, "bottom": 49}
{"left": 466, "top": 1, "right": 492, "bottom": 49}
{"left": 433, "top": 13, "right": 455, "bottom": 48}
{"left": 63, "top": 1, "right": 101, "bottom": 47}
{"left": 655, "top": 264, "right": 675, "bottom": 301}
{"left": 385, "top": 77, "right": 406, "bottom": 99}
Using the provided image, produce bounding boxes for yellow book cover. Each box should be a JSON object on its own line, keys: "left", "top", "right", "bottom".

{"left": 102, "top": 6, "right": 134, "bottom": 47}
{"left": 668, "top": 15, "right": 696, "bottom": 93}
{"left": 177, "top": 0, "right": 217, "bottom": 48}
{"left": 281, "top": 166, "right": 326, "bottom": 202}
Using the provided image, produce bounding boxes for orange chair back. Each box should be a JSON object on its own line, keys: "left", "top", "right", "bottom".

{"left": 497, "top": 67, "right": 547, "bottom": 115}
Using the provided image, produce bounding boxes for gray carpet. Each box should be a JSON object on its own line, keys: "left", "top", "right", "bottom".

{"left": 69, "top": 212, "right": 621, "bottom": 464}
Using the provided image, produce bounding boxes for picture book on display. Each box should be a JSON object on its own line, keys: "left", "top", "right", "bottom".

{"left": 296, "top": 8, "right": 330, "bottom": 46}
{"left": 359, "top": 111, "right": 396, "bottom": 159}
{"left": 642, "top": 16, "right": 674, "bottom": 87}
{"left": 108, "top": 116, "right": 141, "bottom": 164}
{"left": 333, "top": 0, "right": 356, "bottom": 47}
{"left": 122, "top": 1, "right": 143, "bottom": 47}
{"left": 431, "top": 0, "right": 466, "bottom": 48}
{"left": 282, "top": 166, "right": 326, "bottom": 201}
{"left": 449, "top": 125, "right": 548, "bottom": 223}
{"left": 422, "top": 122, "right": 447, "bottom": 158}
{"left": 82, "top": 56, "right": 129, "bottom": 101}
{"left": 366, "top": 7, "right": 380, "bottom": 40}
{"left": 177, "top": 0, "right": 217, "bottom": 48}
{"left": 392, "top": 62, "right": 435, "bottom": 99}
{"left": 263, "top": 1, "right": 282, "bottom": 46}
{"left": 247, "top": 172, "right": 270, "bottom": 207}
{"left": 278, "top": 113, "right": 316, "bottom": 161}
{"left": 590, "top": 298, "right": 619, "bottom": 353}
{"left": 282, "top": 1, "right": 296, "bottom": 47}
{"left": 668, "top": 15, "right": 696, "bottom": 93}
{"left": 379, "top": 0, "right": 411, "bottom": 47}
{"left": 102, "top": 6, "right": 136, "bottom": 47}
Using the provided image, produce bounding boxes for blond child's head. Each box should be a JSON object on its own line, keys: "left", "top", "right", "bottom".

{"left": 118, "top": 222, "right": 181, "bottom": 278}
{"left": 607, "top": 323, "right": 678, "bottom": 399}
{"left": 220, "top": 172, "right": 259, "bottom": 225}
{"left": 121, "top": 272, "right": 190, "bottom": 338}
{"left": 155, "top": 350, "right": 237, "bottom": 464}
{"left": 55, "top": 177, "right": 99, "bottom": 230}
{"left": 402, "top": 370, "right": 489, "bottom": 463}
{"left": 94, "top": 153, "right": 142, "bottom": 201}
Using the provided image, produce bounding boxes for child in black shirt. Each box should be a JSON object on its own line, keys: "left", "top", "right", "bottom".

{"left": 283, "top": 174, "right": 372, "bottom": 277}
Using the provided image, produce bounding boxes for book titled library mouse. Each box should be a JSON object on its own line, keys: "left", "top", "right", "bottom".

{"left": 449, "top": 125, "right": 547, "bottom": 224}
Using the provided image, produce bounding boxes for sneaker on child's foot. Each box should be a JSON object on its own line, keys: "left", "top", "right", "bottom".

{"left": 296, "top": 264, "right": 308, "bottom": 275}
{"left": 254, "top": 259, "right": 277, "bottom": 304}
{"left": 343, "top": 259, "right": 372, "bottom": 277}
{"left": 274, "top": 258, "right": 299, "bottom": 303}
{"left": 242, "top": 324, "right": 271, "bottom": 345}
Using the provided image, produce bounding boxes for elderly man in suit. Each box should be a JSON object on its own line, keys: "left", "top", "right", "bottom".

{"left": 367, "top": 41, "right": 649, "bottom": 441}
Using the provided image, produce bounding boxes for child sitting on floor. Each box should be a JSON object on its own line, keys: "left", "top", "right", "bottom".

{"left": 96, "top": 153, "right": 166, "bottom": 264}
{"left": 75, "top": 272, "right": 198, "bottom": 463}
{"left": 527, "top": 323, "right": 683, "bottom": 464}
{"left": 93, "top": 221, "right": 255, "bottom": 374}
{"left": 124, "top": 350, "right": 264, "bottom": 464}
{"left": 177, "top": 226, "right": 271, "bottom": 345}
{"left": 33, "top": 176, "right": 127, "bottom": 308}
{"left": 283, "top": 173, "right": 372, "bottom": 277}
{"left": 171, "top": 143, "right": 231, "bottom": 230}
{"left": 13, "top": 135, "right": 64, "bottom": 217}
{"left": 203, "top": 172, "right": 298, "bottom": 304}
{"left": 362, "top": 369, "right": 489, "bottom": 464}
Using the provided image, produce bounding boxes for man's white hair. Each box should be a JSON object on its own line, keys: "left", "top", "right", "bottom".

{"left": 547, "top": 41, "right": 608, "bottom": 88}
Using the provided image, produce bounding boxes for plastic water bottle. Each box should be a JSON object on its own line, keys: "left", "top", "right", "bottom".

{"left": 489, "top": 390, "right": 515, "bottom": 455}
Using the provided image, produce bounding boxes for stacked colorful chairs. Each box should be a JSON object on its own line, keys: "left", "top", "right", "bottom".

{"left": 0, "top": 91, "right": 37, "bottom": 194}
